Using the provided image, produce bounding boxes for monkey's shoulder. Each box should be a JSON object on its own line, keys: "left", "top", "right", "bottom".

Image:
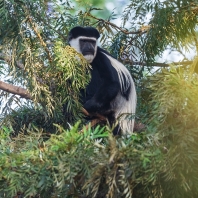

{"left": 91, "top": 48, "right": 117, "bottom": 74}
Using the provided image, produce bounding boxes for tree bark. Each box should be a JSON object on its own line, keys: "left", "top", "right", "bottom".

{"left": 0, "top": 81, "right": 31, "bottom": 99}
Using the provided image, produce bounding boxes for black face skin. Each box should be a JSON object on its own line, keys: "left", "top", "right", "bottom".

{"left": 79, "top": 38, "right": 96, "bottom": 56}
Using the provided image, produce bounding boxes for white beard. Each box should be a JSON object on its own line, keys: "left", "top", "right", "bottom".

{"left": 69, "top": 36, "right": 97, "bottom": 63}
{"left": 84, "top": 54, "right": 95, "bottom": 63}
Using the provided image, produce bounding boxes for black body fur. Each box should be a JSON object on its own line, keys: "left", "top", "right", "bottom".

{"left": 68, "top": 26, "right": 134, "bottom": 135}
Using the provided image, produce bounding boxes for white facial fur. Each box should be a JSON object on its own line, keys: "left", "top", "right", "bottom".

{"left": 69, "top": 36, "right": 98, "bottom": 63}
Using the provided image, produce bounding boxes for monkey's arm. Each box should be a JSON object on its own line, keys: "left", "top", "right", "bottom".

{"left": 83, "top": 80, "right": 119, "bottom": 114}
{"left": 83, "top": 51, "right": 120, "bottom": 114}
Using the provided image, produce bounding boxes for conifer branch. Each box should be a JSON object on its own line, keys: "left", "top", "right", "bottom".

{"left": 28, "top": 17, "right": 53, "bottom": 62}
{"left": 0, "top": 53, "right": 24, "bottom": 70}
{"left": 0, "top": 53, "right": 44, "bottom": 85}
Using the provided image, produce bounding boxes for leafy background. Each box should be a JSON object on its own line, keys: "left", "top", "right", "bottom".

{"left": 0, "top": 0, "right": 198, "bottom": 197}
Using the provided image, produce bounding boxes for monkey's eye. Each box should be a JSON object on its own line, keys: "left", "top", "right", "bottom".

{"left": 80, "top": 39, "right": 96, "bottom": 45}
{"left": 90, "top": 40, "right": 96, "bottom": 45}
{"left": 80, "top": 39, "right": 86, "bottom": 43}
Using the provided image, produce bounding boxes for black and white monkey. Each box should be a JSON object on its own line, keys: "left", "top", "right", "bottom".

{"left": 68, "top": 26, "right": 136, "bottom": 135}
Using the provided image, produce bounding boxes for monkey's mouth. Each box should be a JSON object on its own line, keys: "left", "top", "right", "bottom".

{"left": 83, "top": 51, "right": 94, "bottom": 56}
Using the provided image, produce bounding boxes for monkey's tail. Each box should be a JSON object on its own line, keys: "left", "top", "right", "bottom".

{"left": 103, "top": 53, "right": 137, "bottom": 135}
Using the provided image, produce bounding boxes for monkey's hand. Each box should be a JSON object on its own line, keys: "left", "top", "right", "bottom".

{"left": 83, "top": 98, "right": 110, "bottom": 115}
{"left": 83, "top": 99, "right": 102, "bottom": 113}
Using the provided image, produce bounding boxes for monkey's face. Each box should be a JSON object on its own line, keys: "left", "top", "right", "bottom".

{"left": 69, "top": 36, "right": 97, "bottom": 63}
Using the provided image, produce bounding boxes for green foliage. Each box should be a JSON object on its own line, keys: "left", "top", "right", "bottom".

{"left": 145, "top": 0, "right": 198, "bottom": 62}
{"left": 51, "top": 42, "right": 91, "bottom": 119}
{"left": 123, "top": 0, "right": 198, "bottom": 62}
{"left": 0, "top": 1, "right": 92, "bottom": 123}
{"left": 0, "top": 122, "right": 161, "bottom": 198}
{"left": 1, "top": 105, "right": 64, "bottom": 135}
{"left": 147, "top": 64, "right": 198, "bottom": 197}
{"left": 1, "top": 42, "right": 91, "bottom": 134}
{"left": 1, "top": 63, "right": 198, "bottom": 197}
{"left": 0, "top": 0, "right": 92, "bottom": 115}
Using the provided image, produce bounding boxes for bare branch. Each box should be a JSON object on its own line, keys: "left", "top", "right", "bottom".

{"left": 87, "top": 12, "right": 147, "bottom": 35}
{"left": 0, "top": 81, "right": 31, "bottom": 99}
{"left": 122, "top": 60, "right": 193, "bottom": 67}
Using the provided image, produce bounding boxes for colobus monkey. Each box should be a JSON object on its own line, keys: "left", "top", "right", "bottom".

{"left": 68, "top": 26, "right": 137, "bottom": 135}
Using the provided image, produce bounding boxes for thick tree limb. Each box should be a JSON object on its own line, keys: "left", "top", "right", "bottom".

{"left": 81, "top": 108, "right": 145, "bottom": 133}
{"left": 81, "top": 108, "right": 107, "bottom": 121}
{"left": 80, "top": 108, "right": 107, "bottom": 133}
{"left": 0, "top": 81, "right": 31, "bottom": 99}
{"left": 0, "top": 52, "right": 193, "bottom": 101}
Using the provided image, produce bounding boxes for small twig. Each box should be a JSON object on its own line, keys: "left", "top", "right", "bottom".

{"left": 80, "top": 108, "right": 107, "bottom": 133}
{"left": 82, "top": 108, "right": 107, "bottom": 121}
{"left": 192, "top": 31, "right": 198, "bottom": 56}
{"left": 81, "top": 107, "right": 90, "bottom": 117}
{"left": 86, "top": 12, "right": 147, "bottom": 35}
{"left": 37, "top": 15, "right": 68, "bottom": 41}
{"left": 28, "top": 17, "right": 52, "bottom": 62}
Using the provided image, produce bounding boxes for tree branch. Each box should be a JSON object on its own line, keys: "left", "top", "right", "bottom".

{"left": 87, "top": 12, "right": 147, "bottom": 35}
{"left": 0, "top": 81, "right": 31, "bottom": 99}
{"left": 122, "top": 60, "right": 193, "bottom": 67}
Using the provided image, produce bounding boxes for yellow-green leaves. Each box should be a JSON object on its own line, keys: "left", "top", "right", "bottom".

{"left": 50, "top": 41, "right": 91, "bottom": 120}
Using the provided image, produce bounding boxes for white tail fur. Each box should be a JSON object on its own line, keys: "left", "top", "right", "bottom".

{"left": 103, "top": 53, "right": 137, "bottom": 135}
